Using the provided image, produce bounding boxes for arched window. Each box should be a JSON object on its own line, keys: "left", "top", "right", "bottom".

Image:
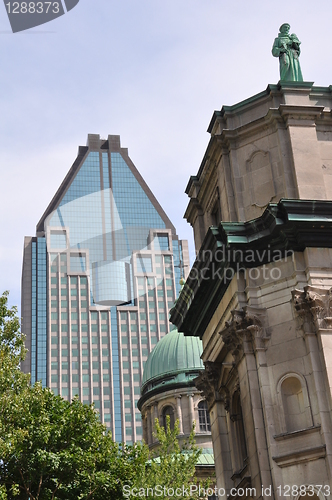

{"left": 198, "top": 400, "right": 211, "bottom": 432}
{"left": 162, "top": 405, "right": 174, "bottom": 431}
{"left": 281, "top": 377, "right": 306, "bottom": 432}
{"left": 277, "top": 373, "right": 313, "bottom": 433}
{"left": 294, "top": 486, "right": 325, "bottom": 500}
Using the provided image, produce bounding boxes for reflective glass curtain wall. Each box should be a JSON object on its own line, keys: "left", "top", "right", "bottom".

{"left": 22, "top": 135, "right": 189, "bottom": 443}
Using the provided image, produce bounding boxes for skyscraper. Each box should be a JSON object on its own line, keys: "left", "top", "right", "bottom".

{"left": 21, "top": 134, "right": 189, "bottom": 443}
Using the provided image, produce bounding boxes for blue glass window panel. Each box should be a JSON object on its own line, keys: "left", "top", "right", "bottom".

{"left": 48, "top": 152, "right": 103, "bottom": 291}
{"left": 172, "top": 240, "right": 183, "bottom": 296}
{"left": 39, "top": 147, "right": 184, "bottom": 440}
{"left": 111, "top": 153, "right": 166, "bottom": 269}
{"left": 111, "top": 307, "right": 122, "bottom": 441}
{"left": 70, "top": 254, "right": 86, "bottom": 272}
{"left": 136, "top": 256, "right": 152, "bottom": 274}
{"left": 31, "top": 241, "right": 37, "bottom": 385}
{"left": 154, "top": 234, "right": 169, "bottom": 251}
{"left": 50, "top": 233, "right": 66, "bottom": 249}
{"left": 36, "top": 237, "right": 47, "bottom": 387}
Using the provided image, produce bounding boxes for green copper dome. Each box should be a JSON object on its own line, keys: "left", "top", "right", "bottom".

{"left": 140, "top": 329, "right": 204, "bottom": 398}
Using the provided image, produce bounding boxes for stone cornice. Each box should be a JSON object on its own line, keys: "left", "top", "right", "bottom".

{"left": 279, "top": 104, "right": 325, "bottom": 127}
{"left": 207, "top": 82, "right": 320, "bottom": 135}
{"left": 273, "top": 425, "right": 321, "bottom": 441}
{"left": 137, "top": 379, "right": 198, "bottom": 411}
{"left": 187, "top": 82, "right": 332, "bottom": 202}
{"left": 184, "top": 198, "right": 203, "bottom": 226}
{"left": 272, "top": 445, "right": 326, "bottom": 467}
{"left": 185, "top": 137, "right": 222, "bottom": 222}
{"left": 215, "top": 108, "right": 285, "bottom": 150}
{"left": 170, "top": 199, "right": 332, "bottom": 338}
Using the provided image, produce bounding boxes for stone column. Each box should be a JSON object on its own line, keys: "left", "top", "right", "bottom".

{"left": 188, "top": 393, "right": 195, "bottom": 428}
{"left": 176, "top": 396, "right": 183, "bottom": 434}
{"left": 152, "top": 404, "right": 158, "bottom": 442}
{"left": 220, "top": 309, "right": 274, "bottom": 499}
{"left": 241, "top": 332, "right": 274, "bottom": 499}
{"left": 195, "top": 362, "right": 233, "bottom": 494}
{"left": 142, "top": 411, "right": 146, "bottom": 443}
{"left": 153, "top": 403, "right": 158, "bottom": 424}
{"left": 293, "top": 287, "right": 332, "bottom": 479}
{"left": 146, "top": 406, "right": 152, "bottom": 445}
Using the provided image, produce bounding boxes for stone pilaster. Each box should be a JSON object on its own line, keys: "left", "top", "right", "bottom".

{"left": 219, "top": 306, "right": 274, "bottom": 499}
{"left": 195, "top": 361, "right": 232, "bottom": 493}
{"left": 187, "top": 393, "right": 195, "bottom": 428}
{"left": 292, "top": 286, "right": 332, "bottom": 479}
{"left": 146, "top": 406, "right": 152, "bottom": 445}
{"left": 175, "top": 396, "right": 183, "bottom": 434}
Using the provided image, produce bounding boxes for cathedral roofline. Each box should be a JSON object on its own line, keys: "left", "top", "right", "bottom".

{"left": 170, "top": 198, "right": 332, "bottom": 338}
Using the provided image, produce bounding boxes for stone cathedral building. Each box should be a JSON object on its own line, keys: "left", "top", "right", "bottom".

{"left": 170, "top": 82, "right": 332, "bottom": 499}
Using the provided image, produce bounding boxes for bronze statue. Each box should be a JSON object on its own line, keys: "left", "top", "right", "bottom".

{"left": 272, "top": 23, "right": 303, "bottom": 81}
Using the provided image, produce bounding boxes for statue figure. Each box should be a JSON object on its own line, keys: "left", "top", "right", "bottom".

{"left": 272, "top": 23, "right": 303, "bottom": 82}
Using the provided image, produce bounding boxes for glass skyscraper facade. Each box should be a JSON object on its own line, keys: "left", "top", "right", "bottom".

{"left": 21, "top": 134, "right": 189, "bottom": 443}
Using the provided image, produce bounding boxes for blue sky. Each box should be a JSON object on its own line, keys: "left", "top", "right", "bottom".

{"left": 1, "top": 0, "right": 331, "bottom": 312}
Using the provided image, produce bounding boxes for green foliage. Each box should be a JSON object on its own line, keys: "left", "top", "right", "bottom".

{"left": 1, "top": 384, "right": 124, "bottom": 499}
{"left": 128, "top": 417, "right": 209, "bottom": 499}
{"left": 0, "top": 291, "right": 146, "bottom": 500}
{"left": 0, "top": 292, "right": 208, "bottom": 499}
{"left": 0, "top": 291, "right": 29, "bottom": 395}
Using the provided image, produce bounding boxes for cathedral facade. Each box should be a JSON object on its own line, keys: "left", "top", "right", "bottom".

{"left": 170, "top": 82, "right": 332, "bottom": 499}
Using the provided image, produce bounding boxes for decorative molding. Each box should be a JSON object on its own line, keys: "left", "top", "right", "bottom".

{"left": 272, "top": 445, "right": 326, "bottom": 468}
{"left": 230, "top": 463, "right": 249, "bottom": 481}
{"left": 292, "top": 286, "right": 332, "bottom": 331}
{"left": 205, "top": 183, "right": 219, "bottom": 214}
{"left": 170, "top": 199, "right": 332, "bottom": 338}
{"left": 219, "top": 306, "right": 269, "bottom": 357}
{"left": 229, "top": 475, "right": 252, "bottom": 498}
{"left": 276, "top": 372, "right": 313, "bottom": 434}
{"left": 274, "top": 425, "right": 321, "bottom": 441}
{"left": 194, "top": 361, "right": 222, "bottom": 410}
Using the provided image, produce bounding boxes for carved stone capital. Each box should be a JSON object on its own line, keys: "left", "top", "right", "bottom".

{"left": 292, "top": 286, "right": 332, "bottom": 331}
{"left": 194, "top": 361, "right": 222, "bottom": 410}
{"left": 220, "top": 306, "right": 269, "bottom": 356}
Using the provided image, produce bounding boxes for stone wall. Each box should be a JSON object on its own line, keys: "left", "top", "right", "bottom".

{"left": 196, "top": 250, "right": 332, "bottom": 498}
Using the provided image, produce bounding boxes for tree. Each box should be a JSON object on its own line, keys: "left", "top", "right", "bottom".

{"left": 0, "top": 292, "right": 145, "bottom": 500}
{"left": 0, "top": 292, "right": 210, "bottom": 499}
{"left": 0, "top": 291, "right": 29, "bottom": 395}
{"left": 1, "top": 383, "right": 148, "bottom": 500}
{"left": 128, "top": 418, "right": 210, "bottom": 499}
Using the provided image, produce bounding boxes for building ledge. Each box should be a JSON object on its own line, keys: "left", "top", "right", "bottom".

{"left": 231, "top": 462, "right": 248, "bottom": 481}
{"left": 169, "top": 199, "right": 332, "bottom": 338}
{"left": 274, "top": 425, "right": 321, "bottom": 441}
{"left": 272, "top": 445, "right": 326, "bottom": 468}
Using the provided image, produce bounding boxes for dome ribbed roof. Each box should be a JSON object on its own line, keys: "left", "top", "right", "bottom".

{"left": 141, "top": 329, "right": 204, "bottom": 392}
